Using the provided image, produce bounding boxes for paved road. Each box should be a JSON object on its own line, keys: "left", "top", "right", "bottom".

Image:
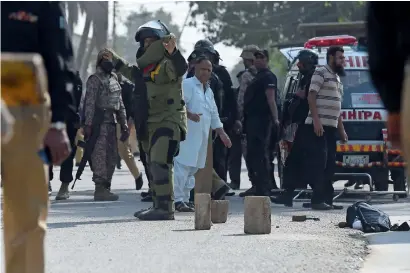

{"left": 2, "top": 158, "right": 410, "bottom": 273}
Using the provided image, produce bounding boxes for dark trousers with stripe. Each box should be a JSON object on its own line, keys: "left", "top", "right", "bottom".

{"left": 302, "top": 124, "right": 337, "bottom": 205}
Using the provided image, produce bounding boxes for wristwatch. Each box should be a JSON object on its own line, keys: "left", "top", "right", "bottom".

{"left": 50, "top": 122, "right": 67, "bottom": 131}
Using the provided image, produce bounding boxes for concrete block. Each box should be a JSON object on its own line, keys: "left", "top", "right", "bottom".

{"left": 244, "top": 196, "right": 271, "bottom": 234}
{"left": 194, "top": 193, "right": 212, "bottom": 230}
{"left": 211, "top": 200, "right": 229, "bottom": 223}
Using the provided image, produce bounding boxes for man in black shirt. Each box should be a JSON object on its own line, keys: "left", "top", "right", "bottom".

{"left": 243, "top": 50, "right": 279, "bottom": 196}
{"left": 1, "top": 2, "right": 75, "bottom": 272}
{"left": 49, "top": 71, "right": 83, "bottom": 200}
{"left": 116, "top": 72, "right": 145, "bottom": 192}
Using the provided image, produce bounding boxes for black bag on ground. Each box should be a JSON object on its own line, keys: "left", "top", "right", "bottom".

{"left": 346, "top": 201, "right": 391, "bottom": 233}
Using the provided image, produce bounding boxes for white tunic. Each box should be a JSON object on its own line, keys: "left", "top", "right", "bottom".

{"left": 175, "top": 76, "right": 223, "bottom": 168}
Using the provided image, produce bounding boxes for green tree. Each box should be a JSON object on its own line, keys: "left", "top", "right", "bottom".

{"left": 188, "top": 1, "right": 366, "bottom": 47}
{"left": 63, "top": 1, "right": 109, "bottom": 79}
{"left": 118, "top": 6, "right": 183, "bottom": 63}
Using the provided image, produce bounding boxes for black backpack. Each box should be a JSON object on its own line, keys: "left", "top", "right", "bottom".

{"left": 346, "top": 202, "right": 391, "bottom": 233}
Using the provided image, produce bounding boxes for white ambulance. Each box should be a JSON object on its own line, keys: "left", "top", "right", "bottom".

{"left": 279, "top": 35, "right": 407, "bottom": 199}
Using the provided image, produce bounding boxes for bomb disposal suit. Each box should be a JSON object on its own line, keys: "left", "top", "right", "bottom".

{"left": 109, "top": 20, "right": 188, "bottom": 221}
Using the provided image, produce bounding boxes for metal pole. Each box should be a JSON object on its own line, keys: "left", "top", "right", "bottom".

{"left": 112, "top": 1, "right": 117, "bottom": 50}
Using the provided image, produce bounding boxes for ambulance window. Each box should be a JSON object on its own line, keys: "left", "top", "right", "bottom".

{"left": 340, "top": 70, "right": 384, "bottom": 109}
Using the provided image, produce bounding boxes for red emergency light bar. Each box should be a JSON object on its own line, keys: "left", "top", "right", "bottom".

{"left": 304, "top": 35, "right": 358, "bottom": 49}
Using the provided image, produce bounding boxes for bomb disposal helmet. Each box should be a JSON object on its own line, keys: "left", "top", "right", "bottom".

{"left": 135, "top": 20, "right": 171, "bottom": 43}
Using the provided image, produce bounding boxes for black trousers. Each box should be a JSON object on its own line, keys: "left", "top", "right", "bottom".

{"left": 283, "top": 124, "right": 310, "bottom": 191}
{"left": 49, "top": 122, "right": 77, "bottom": 183}
{"left": 138, "top": 140, "right": 152, "bottom": 188}
{"left": 213, "top": 136, "right": 228, "bottom": 182}
{"left": 245, "top": 117, "right": 274, "bottom": 194}
{"left": 227, "top": 131, "right": 242, "bottom": 185}
{"left": 302, "top": 124, "right": 337, "bottom": 205}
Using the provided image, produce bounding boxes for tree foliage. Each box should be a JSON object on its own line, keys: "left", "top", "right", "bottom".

{"left": 188, "top": 1, "right": 367, "bottom": 47}
{"left": 119, "top": 6, "right": 183, "bottom": 62}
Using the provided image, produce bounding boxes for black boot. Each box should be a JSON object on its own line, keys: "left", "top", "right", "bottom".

{"left": 141, "top": 191, "right": 153, "bottom": 202}
{"left": 311, "top": 202, "right": 333, "bottom": 210}
{"left": 137, "top": 208, "right": 175, "bottom": 221}
{"left": 175, "top": 201, "right": 194, "bottom": 212}
{"left": 135, "top": 174, "right": 144, "bottom": 191}
{"left": 239, "top": 186, "right": 256, "bottom": 197}
{"left": 141, "top": 191, "right": 150, "bottom": 198}
{"left": 55, "top": 183, "right": 70, "bottom": 200}
{"left": 271, "top": 191, "right": 293, "bottom": 207}
{"left": 228, "top": 181, "right": 240, "bottom": 190}
{"left": 134, "top": 207, "right": 153, "bottom": 217}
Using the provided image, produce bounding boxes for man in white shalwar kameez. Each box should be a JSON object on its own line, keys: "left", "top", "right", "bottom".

{"left": 174, "top": 56, "right": 232, "bottom": 212}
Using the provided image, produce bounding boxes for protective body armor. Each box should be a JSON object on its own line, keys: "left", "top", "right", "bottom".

{"left": 113, "top": 38, "right": 187, "bottom": 139}
{"left": 144, "top": 58, "right": 186, "bottom": 128}
{"left": 93, "top": 72, "right": 122, "bottom": 111}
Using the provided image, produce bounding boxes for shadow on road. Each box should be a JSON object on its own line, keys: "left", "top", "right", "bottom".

{"left": 172, "top": 229, "right": 198, "bottom": 232}
{"left": 48, "top": 218, "right": 137, "bottom": 229}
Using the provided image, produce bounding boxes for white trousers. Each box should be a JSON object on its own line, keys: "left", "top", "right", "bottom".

{"left": 174, "top": 160, "right": 198, "bottom": 203}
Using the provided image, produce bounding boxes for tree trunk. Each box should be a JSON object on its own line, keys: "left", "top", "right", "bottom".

{"left": 93, "top": 1, "right": 109, "bottom": 51}
{"left": 81, "top": 35, "right": 96, "bottom": 81}
{"left": 76, "top": 14, "right": 92, "bottom": 72}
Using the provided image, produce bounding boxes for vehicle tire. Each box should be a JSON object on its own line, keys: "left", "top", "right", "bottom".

{"left": 392, "top": 170, "right": 408, "bottom": 198}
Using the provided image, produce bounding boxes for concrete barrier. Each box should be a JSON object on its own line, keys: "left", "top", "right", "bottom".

{"left": 211, "top": 200, "right": 229, "bottom": 223}
{"left": 195, "top": 193, "right": 212, "bottom": 230}
{"left": 244, "top": 196, "right": 271, "bottom": 234}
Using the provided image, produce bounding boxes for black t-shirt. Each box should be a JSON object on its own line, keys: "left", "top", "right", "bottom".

{"left": 1, "top": 2, "right": 76, "bottom": 123}
{"left": 243, "top": 68, "right": 278, "bottom": 118}
{"left": 120, "top": 79, "right": 135, "bottom": 120}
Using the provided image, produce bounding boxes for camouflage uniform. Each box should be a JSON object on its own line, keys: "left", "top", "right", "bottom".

{"left": 111, "top": 38, "right": 187, "bottom": 220}
{"left": 84, "top": 49, "right": 127, "bottom": 201}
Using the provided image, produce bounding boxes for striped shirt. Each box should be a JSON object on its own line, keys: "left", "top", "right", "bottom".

{"left": 305, "top": 65, "right": 343, "bottom": 128}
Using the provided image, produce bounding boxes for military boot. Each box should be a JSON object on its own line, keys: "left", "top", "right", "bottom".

{"left": 94, "top": 184, "right": 119, "bottom": 201}
{"left": 137, "top": 208, "right": 175, "bottom": 221}
{"left": 55, "top": 183, "right": 70, "bottom": 200}
{"left": 133, "top": 207, "right": 153, "bottom": 218}
{"left": 135, "top": 174, "right": 144, "bottom": 191}
{"left": 141, "top": 191, "right": 153, "bottom": 202}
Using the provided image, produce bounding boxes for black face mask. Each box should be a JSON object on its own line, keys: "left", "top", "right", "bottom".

{"left": 100, "top": 60, "right": 114, "bottom": 73}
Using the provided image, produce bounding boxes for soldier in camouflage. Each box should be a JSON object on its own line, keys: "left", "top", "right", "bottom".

{"left": 108, "top": 20, "right": 188, "bottom": 221}
{"left": 236, "top": 45, "right": 260, "bottom": 196}
{"left": 84, "top": 49, "right": 128, "bottom": 201}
